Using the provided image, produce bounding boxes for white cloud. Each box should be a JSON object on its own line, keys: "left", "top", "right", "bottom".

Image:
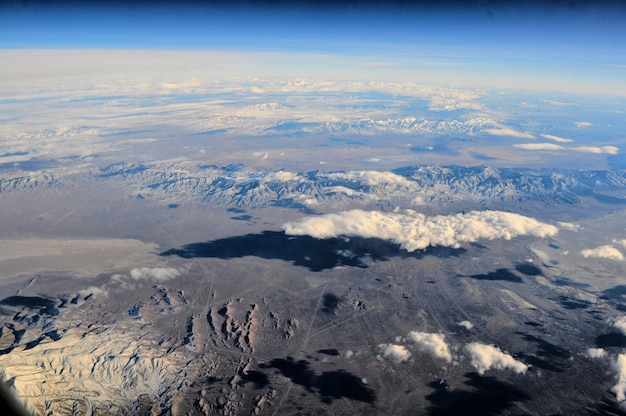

{"left": 514, "top": 143, "right": 564, "bottom": 151}
{"left": 406, "top": 332, "right": 452, "bottom": 362}
{"left": 378, "top": 343, "right": 411, "bottom": 363}
{"left": 263, "top": 171, "right": 300, "bottom": 182}
{"left": 572, "top": 146, "right": 619, "bottom": 155}
{"left": 580, "top": 245, "right": 624, "bottom": 261}
{"left": 514, "top": 143, "right": 618, "bottom": 155}
{"left": 159, "top": 78, "right": 200, "bottom": 90}
{"left": 465, "top": 343, "right": 528, "bottom": 375}
{"left": 575, "top": 121, "right": 592, "bottom": 128}
{"left": 557, "top": 222, "right": 580, "bottom": 232}
{"left": 282, "top": 209, "right": 558, "bottom": 252}
{"left": 614, "top": 239, "right": 626, "bottom": 248}
{"left": 612, "top": 354, "right": 626, "bottom": 402}
{"left": 428, "top": 91, "right": 484, "bottom": 111}
{"left": 77, "top": 286, "right": 108, "bottom": 298}
{"left": 129, "top": 267, "right": 181, "bottom": 281}
{"left": 587, "top": 348, "right": 606, "bottom": 359}
{"left": 484, "top": 127, "right": 536, "bottom": 139}
{"left": 615, "top": 317, "right": 626, "bottom": 335}
{"left": 540, "top": 134, "right": 574, "bottom": 143}
{"left": 458, "top": 321, "right": 474, "bottom": 330}
{"left": 327, "top": 171, "right": 414, "bottom": 187}
{"left": 324, "top": 186, "right": 365, "bottom": 197}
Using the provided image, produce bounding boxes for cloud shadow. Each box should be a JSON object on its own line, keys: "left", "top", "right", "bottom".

{"left": 595, "top": 332, "right": 626, "bottom": 348}
{"left": 461, "top": 268, "right": 523, "bottom": 283}
{"left": 161, "top": 231, "right": 466, "bottom": 272}
{"left": 261, "top": 357, "right": 375, "bottom": 404}
{"left": 426, "top": 372, "right": 529, "bottom": 416}
{"left": 514, "top": 332, "right": 571, "bottom": 373}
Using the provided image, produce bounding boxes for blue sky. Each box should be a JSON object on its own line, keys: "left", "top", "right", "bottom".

{"left": 1, "top": 2, "right": 626, "bottom": 95}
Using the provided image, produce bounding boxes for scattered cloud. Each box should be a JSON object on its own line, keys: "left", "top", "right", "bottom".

{"left": 263, "top": 171, "right": 300, "bottom": 182}
{"left": 129, "top": 267, "right": 181, "bottom": 281}
{"left": 327, "top": 171, "right": 414, "bottom": 188}
{"left": 557, "top": 222, "right": 580, "bottom": 231}
{"left": 282, "top": 209, "right": 558, "bottom": 252}
{"left": 77, "top": 286, "right": 108, "bottom": 298}
{"left": 540, "top": 134, "right": 574, "bottom": 143}
{"left": 575, "top": 121, "right": 592, "bottom": 128}
{"left": 464, "top": 342, "right": 528, "bottom": 375}
{"left": 580, "top": 245, "right": 624, "bottom": 261}
{"left": 378, "top": 344, "right": 411, "bottom": 363}
{"left": 612, "top": 354, "right": 626, "bottom": 402}
{"left": 572, "top": 146, "right": 619, "bottom": 155}
{"left": 458, "top": 321, "right": 474, "bottom": 330}
{"left": 587, "top": 348, "right": 607, "bottom": 359}
{"left": 614, "top": 239, "right": 626, "bottom": 248}
{"left": 514, "top": 143, "right": 564, "bottom": 151}
{"left": 484, "top": 127, "right": 535, "bottom": 140}
{"left": 406, "top": 332, "right": 453, "bottom": 362}
{"left": 615, "top": 317, "right": 626, "bottom": 335}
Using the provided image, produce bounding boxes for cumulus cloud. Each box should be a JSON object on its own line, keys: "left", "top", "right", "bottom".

{"left": 580, "top": 245, "right": 624, "bottom": 261}
{"left": 612, "top": 354, "right": 626, "bottom": 402}
{"left": 572, "top": 146, "right": 619, "bottom": 155}
{"left": 615, "top": 317, "right": 626, "bottom": 335}
{"left": 587, "top": 348, "right": 607, "bottom": 359}
{"left": 458, "top": 321, "right": 474, "bottom": 330}
{"left": 575, "top": 121, "right": 592, "bottom": 128}
{"left": 539, "top": 134, "right": 574, "bottom": 143}
{"left": 130, "top": 267, "right": 180, "bottom": 281}
{"left": 406, "top": 331, "right": 452, "bottom": 362}
{"left": 282, "top": 209, "right": 558, "bottom": 252}
{"left": 465, "top": 343, "right": 528, "bottom": 375}
{"left": 378, "top": 344, "right": 411, "bottom": 363}
{"left": 484, "top": 127, "right": 535, "bottom": 139}
{"left": 514, "top": 143, "right": 564, "bottom": 151}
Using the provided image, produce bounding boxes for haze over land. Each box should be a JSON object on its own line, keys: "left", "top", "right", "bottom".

{"left": 1, "top": 1, "right": 626, "bottom": 415}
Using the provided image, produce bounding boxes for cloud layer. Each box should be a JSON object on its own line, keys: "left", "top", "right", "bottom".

{"left": 464, "top": 343, "right": 528, "bottom": 375}
{"left": 514, "top": 143, "right": 564, "bottom": 151}
{"left": 514, "top": 143, "right": 619, "bottom": 154}
{"left": 484, "top": 127, "right": 536, "bottom": 139}
{"left": 540, "top": 134, "right": 573, "bottom": 143}
{"left": 282, "top": 209, "right": 558, "bottom": 252}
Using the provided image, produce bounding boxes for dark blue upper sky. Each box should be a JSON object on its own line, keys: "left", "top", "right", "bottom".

{"left": 1, "top": 1, "right": 624, "bottom": 56}
{"left": 1, "top": 1, "right": 625, "bottom": 94}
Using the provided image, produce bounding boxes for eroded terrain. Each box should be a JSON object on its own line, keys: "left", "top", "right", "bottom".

{"left": 0, "top": 199, "right": 625, "bottom": 415}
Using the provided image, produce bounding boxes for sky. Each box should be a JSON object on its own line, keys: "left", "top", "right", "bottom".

{"left": 1, "top": 0, "right": 626, "bottom": 94}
